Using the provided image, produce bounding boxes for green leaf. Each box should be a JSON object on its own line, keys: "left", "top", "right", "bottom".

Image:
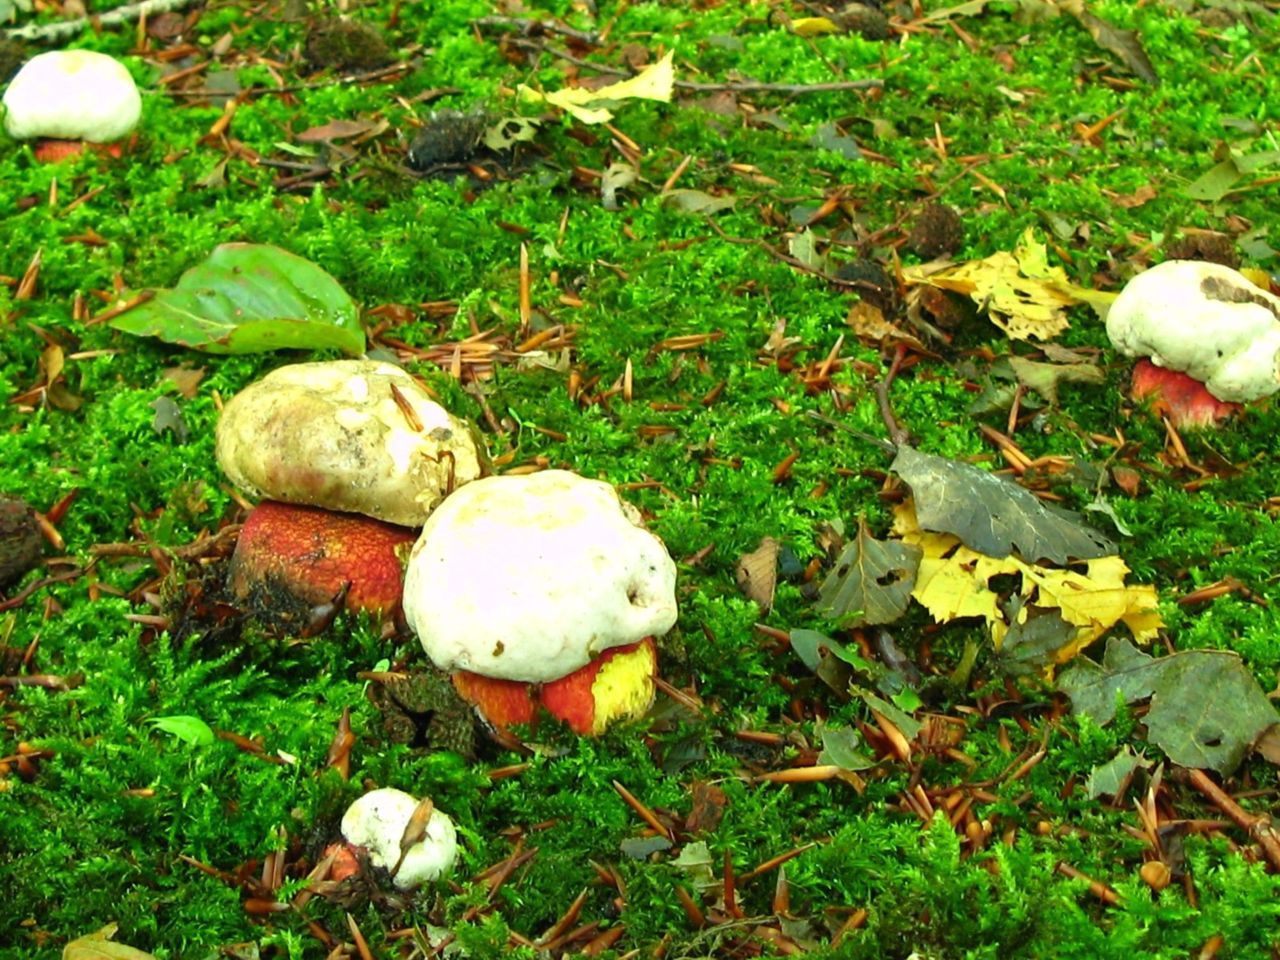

{"left": 861, "top": 691, "right": 923, "bottom": 741}
{"left": 1059, "top": 637, "right": 1280, "bottom": 774}
{"left": 817, "top": 516, "right": 921, "bottom": 626}
{"left": 148, "top": 714, "right": 215, "bottom": 747}
{"left": 891, "top": 445, "right": 1115, "bottom": 564}
{"left": 817, "top": 722, "right": 875, "bottom": 771}
{"left": 110, "top": 243, "right": 364, "bottom": 355}
{"left": 64, "top": 924, "right": 157, "bottom": 960}
{"left": 1085, "top": 747, "right": 1150, "bottom": 800}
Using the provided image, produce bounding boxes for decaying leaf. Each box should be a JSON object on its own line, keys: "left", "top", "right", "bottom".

{"left": 1059, "top": 0, "right": 1157, "bottom": 83}
{"left": 149, "top": 396, "right": 188, "bottom": 443}
{"left": 1007, "top": 355, "right": 1104, "bottom": 405}
{"left": 661, "top": 188, "right": 738, "bottom": 215}
{"left": 519, "top": 51, "right": 674, "bottom": 124}
{"left": 484, "top": 116, "right": 541, "bottom": 151}
{"left": 601, "top": 162, "right": 637, "bottom": 211}
{"left": 890, "top": 445, "right": 1115, "bottom": 564}
{"left": 894, "top": 501, "right": 1160, "bottom": 657}
{"left": 109, "top": 244, "right": 364, "bottom": 356}
{"left": 789, "top": 628, "right": 869, "bottom": 697}
{"left": 1085, "top": 746, "right": 1151, "bottom": 799}
{"left": 736, "top": 536, "right": 780, "bottom": 611}
{"left": 817, "top": 517, "right": 921, "bottom": 626}
{"left": 903, "top": 229, "right": 1115, "bottom": 340}
{"left": 1059, "top": 637, "right": 1279, "bottom": 775}
{"left": 789, "top": 16, "right": 840, "bottom": 36}
{"left": 816, "top": 722, "right": 875, "bottom": 771}
{"left": 845, "top": 301, "right": 925, "bottom": 351}
{"left": 64, "top": 924, "right": 157, "bottom": 960}
{"left": 992, "top": 602, "right": 1079, "bottom": 676}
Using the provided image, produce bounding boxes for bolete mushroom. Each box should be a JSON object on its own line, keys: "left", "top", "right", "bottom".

{"left": 216, "top": 359, "right": 487, "bottom": 626}
{"left": 331, "top": 787, "right": 457, "bottom": 891}
{"left": 402, "top": 470, "right": 678, "bottom": 736}
{"left": 1106, "top": 260, "right": 1280, "bottom": 428}
{"left": 3, "top": 50, "right": 141, "bottom": 162}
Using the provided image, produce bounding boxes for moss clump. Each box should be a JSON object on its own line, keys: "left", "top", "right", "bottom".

{"left": 908, "top": 202, "right": 966, "bottom": 259}
{"left": 304, "top": 17, "right": 393, "bottom": 72}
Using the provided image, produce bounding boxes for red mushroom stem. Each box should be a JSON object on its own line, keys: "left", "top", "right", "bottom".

{"left": 1129, "top": 358, "right": 1241, "bottom": 429}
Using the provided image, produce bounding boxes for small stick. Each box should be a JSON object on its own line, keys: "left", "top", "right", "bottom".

{"left": 1055, "top": 861, "right": 1122, "bottom": 904}
{"left": 537, "top": 887, "right": 590, "bottom": 946}
{"left": 612, "top": 780, "right": 672, "bottom": 840}
{"left": 1184, "top": 768, "right": 1280, "bottom": 872}
{"left": 739, "top": 843, "right": 817, "bottom": 882}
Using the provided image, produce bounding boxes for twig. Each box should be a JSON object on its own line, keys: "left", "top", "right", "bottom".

{"left": 874, "top": 344, "right": 912, "bottom": 447}
{"left": 0, "top": 564, "right": 90, "bottom": 612}
{"left": 473, "top": 15, "right": 601, "bottom": 46}
{"left": 165, "top": 62, "right": 428, "bottom": 99}
{"left": 6, "top": 0, "right": 200, "bottom": 43}
{"left": 1184, "top": 768, "right": 1280, "bottom": 872}
{"left": 513, "top": 40, "right": 883, "bottom": 94}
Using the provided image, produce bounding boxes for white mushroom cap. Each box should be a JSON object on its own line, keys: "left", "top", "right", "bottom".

{"left": 403, "top": 470, "right": 678, "bottom": 683}
{"left": 215, "top": 359, "right": 485, "bottom": 526}
{"left": 340, "top": 787, "right": 457, "bottom": 891}
{"left": 3, "top": 51, "right": 142, "bottom": 143}
{"left": 1106, "top": 260, "right": 1280, "bottom": 403}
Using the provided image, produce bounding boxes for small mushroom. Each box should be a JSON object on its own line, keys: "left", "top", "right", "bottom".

{"left": 402, "top": 470, "right": 678, "bottom": 735}
{"left": 1106, "top": 260, "right": 1280, "bottom": 428}
{"left": 3, "top": 50, "right": 141, "bottom": 162}
{"left": 334, "top": 787, "right": 457, "bottom": 891}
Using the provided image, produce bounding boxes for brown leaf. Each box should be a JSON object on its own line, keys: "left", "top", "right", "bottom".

{"left": 1061, "top": 0, "right": 1158, "bottom": 83}
{"left": 161, "top": 366, "right": 206, "bottom": 399}
{"left": 1255, "top": 723, "right": 1280, "bottom": 766}
{"left": 296, "top": 119, "right": 383, "bottom": 143}
{"left": 845, "top": 301, "right": 925, "bottom": 350}
{"left": 685, "top": 781, "right": 727, "bottom": 834}
{"left": 736, "top": 537, "right": 780, "bottom": 611}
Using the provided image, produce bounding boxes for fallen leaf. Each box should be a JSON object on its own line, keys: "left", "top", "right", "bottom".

{"left": 846, "top": 301, "right": 926, "bottom": 351}
{"left": 810, "top": 122, "right": 861, "bottom": 160}
{"left": 109, "top": 243, "right": 364, "bottom": 356}
{"left": 790, "top": 16, "right": 840, "bottom": 36}
{"left": 1059, "top": 0, "right": 1158, "bottom": 83}
{"left": 161, "top": 366, "right": 205, "bottom": 398}
{"left": 1059, "top": 637, "right": 1280, "bottom": 775}
{"left": 601, "top": 162, "right": 637, "bottom": 211}
{"left": 1254, "top": 724, "right": 1280, "bottom": 766}
{"left": 149, "top": 396, "right": 188, "bottom": 443}
{"left": 661, "top": 188, "right": 738, "bottom": 215}
{"left": 148, "top": 714, "right": 215, "bottom": 746}
{"left": 1085, "top": 746, "right": 1150, "bottom": 799}
{"left": 788, "top": 229, "right": 827, "bottom": 273}
{"left": 817, "top": 517, "right": 921, "bottom": 626}
{"left": 903, "top": 229, "right": 1115, "bottom": 340}
{"left": 895, "top": 501, "right": 1160, "bottom": 657}
{"left": 861, "top": 691, "right": 923, "bottom": 741}
{"left": 736, "top": 536, "right": 780, "bottom": 611}
{"left": 816, "top": 722, "right": 876, "bottom": 770}
{"left": 295, "top": 118, "right": 383, "bottom": 142}
{"left": 484, "top": 116, "right": 540, "bottom": 151}
{"left": 519, "top": 50, "right": 674, "bottom": 124}
{"left": 1007, "top": 355, "right": 1105, "bottom": 404}
{"left": 64, "top": 924, "right": 157, "bottom": 960}
{"left": 890, "top": 445, "right": 1116, "bottom": 563}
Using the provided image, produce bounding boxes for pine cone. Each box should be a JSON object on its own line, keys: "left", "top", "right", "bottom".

{"left": 0, "top": 497, "right": 42, "bottom": 589}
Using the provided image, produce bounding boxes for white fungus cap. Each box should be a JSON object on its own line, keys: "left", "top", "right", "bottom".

{"left": 1106, "top": 259, "right": 1280, "bottom": 403}
{"left": 340, "top": 787, "right": 457, "bottom": 891}
{"left": 403, "top": 470, "right": 678, "bottom": 683}
{"left": 3, "top": 50, "right": 142, "bottom": 143}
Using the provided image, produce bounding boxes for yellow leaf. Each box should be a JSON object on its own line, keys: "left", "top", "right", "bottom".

{"left": 519, "top": 50, "right": 675, "bottom": 124}
{"left": 64, "top": 925, "right": 157, "bottom": 960}
{"left": 902, "top": 228, "right": 1115, "bottom": 341}
{"left": 790, "top": 16, "right": 840, "bottom": 36}
{"left": 891, "top": 501, "right": 1162, "bottom": 665}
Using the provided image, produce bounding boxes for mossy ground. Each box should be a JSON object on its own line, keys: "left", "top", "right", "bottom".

{"left": 2, "top": 0, "right": 1280, "bottom": 957}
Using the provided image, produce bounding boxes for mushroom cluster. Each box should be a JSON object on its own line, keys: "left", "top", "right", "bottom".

{"left": 402, "top": 470, "right": 679, "bottom": 735}
{"left": 217, "top": 359, "right": 485, "bottom": 623}
{"left": 1107, "top": 260, "right": 1280, "bottom": 428}
{"left": 3, "top": 50, "right": 141, "bottom": 162}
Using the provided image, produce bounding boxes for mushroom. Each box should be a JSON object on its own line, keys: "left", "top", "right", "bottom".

{"left": 332, "top": 787, "right": 457, "bottom": 891}
{"left": 1106, "top": 260, "right": 1280, "bottom": 428}
{"left": 2, "top": 50, "right": 141, "bottom": 163}
{"left": 402, "top": 470, "right": 678, "bottom": 735}
{"left": 216, "top": 359, "right": 487, "bottom": 629}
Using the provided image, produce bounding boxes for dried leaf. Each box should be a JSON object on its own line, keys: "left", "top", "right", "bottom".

{"left": 520, "top": 50, "right": 674, "bottom": 124}
{"left": 735, "top": 536, "right": 780, "bottom": 611}
{"left": 846, "top": 301, "right": 926, "bottom": 351}
{"left": 661, "top": 189, "right": 738, "bottom": 215}
{"left": 817, "top": 518, "right": 921, "bottom": 626}
{"left": 1255, "top": 724, "right": 1280, "bottom": 766}
{"left": 1007, "top": 355, "right": 1104, "bottom": 405}
{"left": 161, "top": 366, "right": 205, "bottom": 398}
{"left": 895, "top": 502, "right": 1160, "bottom": 657}
{"left": 484, "top": 116, "right": 541, "bottom": 151}
{"left": 890, "top": 445, "right": 1115, "bottom": 563}
{"left": 903, "top": 229, "right": 1115, "bottom": 340}
{"left": 1060, "top": 0, "right": 1157, "bottom": 83}
{"left": 1059, "top": 637, "right": 1280, "bottom": 775}
{"left": 64, "top": 924, "right": 157, "bottom": 959}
